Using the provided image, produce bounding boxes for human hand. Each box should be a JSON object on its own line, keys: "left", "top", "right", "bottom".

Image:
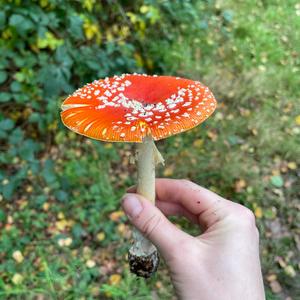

{"left": 122, "top": 179, "right": 265, "bottom": 300}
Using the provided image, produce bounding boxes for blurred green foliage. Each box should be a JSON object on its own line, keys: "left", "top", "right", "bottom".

{"left": 0, "top": 0, "right": 299, "bottom": 299}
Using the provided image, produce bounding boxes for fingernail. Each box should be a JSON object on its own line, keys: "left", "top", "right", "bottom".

{"left": 122, "top": 194, "right": 143, "bottom": 218}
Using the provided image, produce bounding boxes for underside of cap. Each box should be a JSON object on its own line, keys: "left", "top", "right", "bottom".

{"left": 60, "top": 74, "right": 217, "bottom": 142}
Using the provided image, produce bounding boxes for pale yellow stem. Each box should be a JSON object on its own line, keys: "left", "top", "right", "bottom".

{"left": 130, "top": 135, "right": 164, "bottom": 255}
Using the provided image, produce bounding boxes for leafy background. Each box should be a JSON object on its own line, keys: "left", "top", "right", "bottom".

{"left": 0, "top": 0, "right": 299, "bottom": 299}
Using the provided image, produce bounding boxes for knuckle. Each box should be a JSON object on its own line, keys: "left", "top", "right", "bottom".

{"left": 180, "top": 179, "right": 193, "bottom": 186}
{"left": 229, "top": 205, "right": 259, "bottom": 234}
{"left": 141, "top": 213, "right": 162, "bottom": 239}
{"left": 240, "top": 206, "right": 256, "bottom": 222}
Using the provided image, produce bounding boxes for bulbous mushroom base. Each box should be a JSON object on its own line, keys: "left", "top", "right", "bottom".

{"left": 128, "top": 248, "right": 160, "bottom": 278}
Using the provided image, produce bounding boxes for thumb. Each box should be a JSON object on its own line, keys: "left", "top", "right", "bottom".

{"left": 121, "top": 193, "right": 187, "bottom": 258}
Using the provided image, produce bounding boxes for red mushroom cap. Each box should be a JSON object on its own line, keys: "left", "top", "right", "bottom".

{"left": 61, "top": 74, "right": 217, "bottom": 142}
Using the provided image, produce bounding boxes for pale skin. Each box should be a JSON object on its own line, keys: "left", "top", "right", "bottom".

{"left": 122, "top": 178, "right": 265, "bottom": 300}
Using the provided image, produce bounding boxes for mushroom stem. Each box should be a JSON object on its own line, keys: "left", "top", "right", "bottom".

{"left": 128, "top": 135, "right": 164, "bottom": 277}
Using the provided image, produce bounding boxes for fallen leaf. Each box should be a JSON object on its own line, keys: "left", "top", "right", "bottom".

{"left": 284, "top": 265, "right": 296, "bottom": 277}
{"left": 104, "top": 143, "right": 113, "bottom": 149}
{"left": 270, "top": 176, "right": 284, "bottom": 188}
{"left": 251, "top": 128, "right": 258, "bottom": 136}
{"left": 255, "top": 207, "right": 263, "bottom": 218}
{"left": 43, "top": 203, "right": 50, "bottom": 211}
{"left": 58, "top": 212, "right": 65, "bottom": 219}
{"left": 91, "top": 286, "right": 100, "bottom": 296}
{"left": 2, "top": 179, "right": 9, "bottom": 185}
{"left": 12, "top": 273, "right": 23, "bottom": 285}
{"left": 227, "top": 114, "right": 234, "bottom": 120}
{"left": 207, "top": 130, "right": 218, "bottom": 141}
{"left": 83, "top": 246, "right": 92, "bottom": 259}
{"left": 19, "top": 200, "right": 28, "bottom": 209}
{"left": 55, "top": 220, "right": 68, "bottom": 231}
{"left": 240, "top": 108, "right": 251, "bottom": 117}
{"left": 64, "top": 237, "right": 72, "bottom": 246}
{"left": 86, "top": 259, "right": 96, "bottom": 268}
{"left": 266, "top": 274, "right": 277, "bottom": 282}
{"left": 193, "top": 139, "right": 203, "bottom": 148}
{"left": 287, "top": 162, "right": 297, "bottom": 170}
{"left": 295, "top": 115, "right": 300, "bottom": 125}
{"left": 215, "top": 112, "right": 224, "bottom": 120}
{"left": 117, "top": 223, "right": 126, "bottom": 235}
{"left": 109, "top": 274, "right": 121, "bottom": 285}
{"left": 58, "top": 237, "right": 72, "bottom": 247}
{"left": 96, "top": 232, "right": 105, "bottom": 241}
{"left": 280, "top": 165, "right": 288, "bottom": 173}
{"left": 12, "top": 250, "right": 24, "bottom": 263}
{"left": 163, "top": 165, "right": 174, "bottom": 177}
{"left": 57, "top": 239, "right": 65, "bottom": 247}
{"left": 26, "top": 185, "right": 33, "bottom": 193}
{"left": 109, "top": 211, "right": 124, "bottom": 222}
{"left": 270, "top": 280, "right": 282, "bottom": 293}
{"left": 235, "top": 179, "right": 246, "bottom": 192}
{"left": 276, "top": 256, "right": 287, "bottom": 268}
{"left": 271, "top": 169, "right": 281, "bottom": 176}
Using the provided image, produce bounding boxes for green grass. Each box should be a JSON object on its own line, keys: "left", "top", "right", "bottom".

{"left": 1, "top": 0, "right": 299, "bottom": 299}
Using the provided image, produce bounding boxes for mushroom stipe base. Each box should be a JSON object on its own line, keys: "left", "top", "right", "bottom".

{"left": 128, "top": 248, "right": 160, "bottom": 278}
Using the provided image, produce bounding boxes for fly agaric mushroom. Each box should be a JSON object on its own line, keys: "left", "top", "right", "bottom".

{"left": 60, "top": 74, "right": 217, "bottom": 278}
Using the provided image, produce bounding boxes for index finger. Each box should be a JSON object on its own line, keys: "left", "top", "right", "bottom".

{"left": 155, "top": 178, "right": 230, "bottom": 216}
